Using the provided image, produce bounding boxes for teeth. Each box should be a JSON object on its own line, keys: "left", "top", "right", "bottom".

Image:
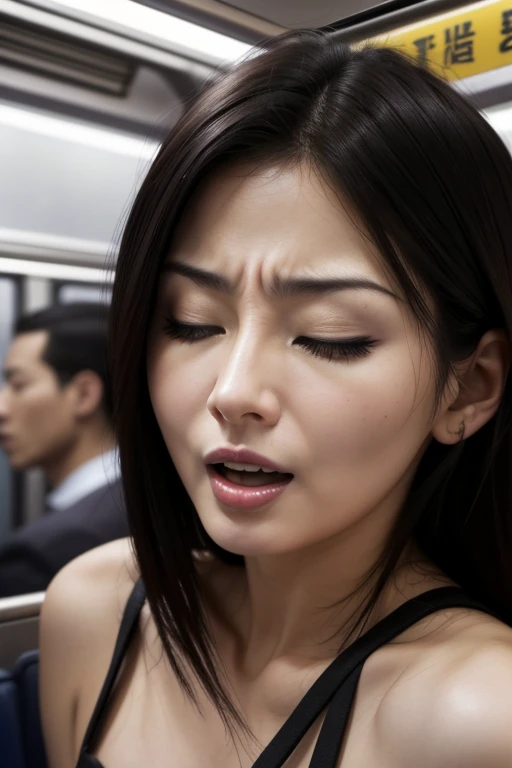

{"left": 222, "top": 461, "right": 276, "bottom": 473}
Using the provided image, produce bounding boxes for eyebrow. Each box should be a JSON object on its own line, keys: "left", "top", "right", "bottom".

{"left": 162, "top": 261, "right": 400, "bottom": 301}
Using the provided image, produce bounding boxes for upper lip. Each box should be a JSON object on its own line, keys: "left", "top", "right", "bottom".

{"left": 204, "top": 447, "right": 292, "bottom": 475}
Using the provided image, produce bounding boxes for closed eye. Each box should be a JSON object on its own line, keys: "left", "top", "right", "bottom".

{"left": 9, "top": 381, "right": 28, "bottom": 393}
{"left": 293, "top": 336, "right": 376, "bottom": 362}
{"left": 163, "top": 319, "right": 225, "bottom": 342}
{"left": 163, "top": 320, "right": 376, "bottom": 362}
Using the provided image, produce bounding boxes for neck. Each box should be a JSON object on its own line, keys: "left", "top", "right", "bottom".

{"left": 45, "top": 425, "right": 116, "bottom": 488}
{"left": 228, "top": 500, "right": 440, "bottom": 677}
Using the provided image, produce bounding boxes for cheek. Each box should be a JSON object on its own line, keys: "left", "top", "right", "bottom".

{"left": 16, "top": 389, "right": 71, "bottom": 439}
{"left": 295, "top": 348, "right": 434, "bottom": 474}
{"left": 148, "top": 344, "right": 212, "bottom": 445}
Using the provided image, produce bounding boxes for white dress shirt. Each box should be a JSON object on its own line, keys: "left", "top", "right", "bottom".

{"left": 46, "top": 449, "right": 121, "bottom": 512}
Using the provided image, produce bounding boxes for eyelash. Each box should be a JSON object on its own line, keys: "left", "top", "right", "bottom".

{"left": 163, "top": 318, "right": 225, "bottom": 342}
{"left": 293, "top": 336, "right": 376, "bottom": 362}
{"left": 163, "top": 319, "right": 376, "bottom": 362}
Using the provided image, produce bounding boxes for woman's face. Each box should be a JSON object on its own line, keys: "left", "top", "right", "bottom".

{"left": 147, "top": 165, "right": 442, "bottom": 557}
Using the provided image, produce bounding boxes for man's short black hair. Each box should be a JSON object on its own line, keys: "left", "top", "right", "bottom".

{"left": 15, "top": 302, "right": 112, "bottom": 421}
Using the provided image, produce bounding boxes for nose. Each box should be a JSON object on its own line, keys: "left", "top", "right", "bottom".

{"left": 0, "top": 386, "right": 8, "bottom": 421}
{"left": 207, "top": 332, "right": 281, "bottom": 428}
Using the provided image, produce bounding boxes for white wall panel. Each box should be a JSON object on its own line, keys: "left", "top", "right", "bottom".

{"left": 0, "top": 101, "right": 160, "bottom": 251}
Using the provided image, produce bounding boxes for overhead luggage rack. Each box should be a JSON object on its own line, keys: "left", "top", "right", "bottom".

{"left": 0, "top": 15, "right": 135, "bottom": 96}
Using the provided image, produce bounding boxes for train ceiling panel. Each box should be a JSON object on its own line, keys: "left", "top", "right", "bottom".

{"left": 140, "top": 0, "right": 385, "bottom": 31}
{"left": 190, "top": 0, "right": 383, "bottom": 29}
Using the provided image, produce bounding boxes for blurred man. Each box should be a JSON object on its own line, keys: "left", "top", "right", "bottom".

{"left": 0, "top": 303, "right": 128, "bottom": 596}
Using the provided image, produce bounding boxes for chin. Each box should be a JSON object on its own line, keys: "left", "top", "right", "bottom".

{"left": 9, "top": 452, "right": 37, "bottom": 471}
{"left": 217, "top": 540, "right": 275, "bottom": 557}
{"left": 8, "top": 455, "right": 27, "bottom": 470}
{"left": 200, "top": 515, "right": 292, "bottom": 558}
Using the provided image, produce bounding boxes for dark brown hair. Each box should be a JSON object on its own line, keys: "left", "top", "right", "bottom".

{"left": 109, "top": 30, "right": 512, "bottom": 726}
{"left": 17, "top": 302, "right": 113, "bottom": 420}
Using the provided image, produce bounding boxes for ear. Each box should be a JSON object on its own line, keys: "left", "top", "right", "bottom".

{"left": 432, "top": 330, "right": 510, "bottom": 445}
{"left": 68, "top": 370, "right": 104, "bottom": 419}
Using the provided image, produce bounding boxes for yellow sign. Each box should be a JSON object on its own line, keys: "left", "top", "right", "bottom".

{"left": 375, "top": 0, "right": 512, "bottom": 80}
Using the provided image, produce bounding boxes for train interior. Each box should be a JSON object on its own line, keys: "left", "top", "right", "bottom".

{"left": 0, "top": 0, "right": 511, "bottom": 764}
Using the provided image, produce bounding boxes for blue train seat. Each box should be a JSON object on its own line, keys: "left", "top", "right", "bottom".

{"left": 14, "top": 651, "right": 48, "bottom": 768}
{"left": 0, "top": 667, "right": 25, "bottom": 768}
{"left": 0, "top": 651, "right": 48, "bottom": 768}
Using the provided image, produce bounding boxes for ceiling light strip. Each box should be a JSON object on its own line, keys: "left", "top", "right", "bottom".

{"left": 0, "top": 256, "right": 113, "bottom": 283}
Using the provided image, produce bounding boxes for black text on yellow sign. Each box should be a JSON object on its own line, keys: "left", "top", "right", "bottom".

{"left": 375, "top": 0, "right": 512, "bottom": 80}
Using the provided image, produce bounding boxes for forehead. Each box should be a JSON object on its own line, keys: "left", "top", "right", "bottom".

{"left": 171, "top": 164, "right": 387, "bottom": 283}
{"left": 6, "top": 331, "right": 49, "bottom": 368}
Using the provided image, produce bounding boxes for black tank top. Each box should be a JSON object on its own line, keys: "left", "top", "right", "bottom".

{"left": 76, "top": 580, "right": 496, "bottom": 768}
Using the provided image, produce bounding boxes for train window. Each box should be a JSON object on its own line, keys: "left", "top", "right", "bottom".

{"left": 0, "top": 277, "right": 21, "bottom": 542}
{"left": 56, "top": 282, "right": 112, "bottom": 304}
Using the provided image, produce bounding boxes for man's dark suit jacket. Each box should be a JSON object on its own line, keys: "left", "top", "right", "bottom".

{"left": 0, "top": 480, "right": 129, "bottom": 597}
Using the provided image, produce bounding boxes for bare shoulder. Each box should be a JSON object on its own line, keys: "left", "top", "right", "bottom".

{"left": 40, "top": 538, "right": 137, "bottom": 768}
{"left": 376, "top": 611, "right": 512, "bottom": 768}
{"left": 40, "top": 537, "right": 138, "bottom": 659}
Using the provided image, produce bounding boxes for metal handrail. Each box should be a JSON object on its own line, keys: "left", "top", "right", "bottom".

{"left": 331, "top": 0, "right": 487, "bottom": 43}
{"left": 0, "top": 228, "right": 117, "bottom": 271}
{"left": 0, "top": 592, "right": 44, "bottom": 621}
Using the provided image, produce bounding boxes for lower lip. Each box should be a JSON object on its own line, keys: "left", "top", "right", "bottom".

{"left": 207, "top": 466, "right": 292, "bottom": 511}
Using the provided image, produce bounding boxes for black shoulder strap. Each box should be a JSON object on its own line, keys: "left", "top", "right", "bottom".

{"left": 306, "top": 661, "right": 364, "bottom": 768}
{"left": 79, "top": 579, "right": 146, "bottom": 754}
{"left": 253, "top": 587, "right": 497, "bottom": 768}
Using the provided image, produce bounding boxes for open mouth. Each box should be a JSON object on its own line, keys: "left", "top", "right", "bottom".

{"left": 210, "top": 462, "right": 294, "bottom": 487}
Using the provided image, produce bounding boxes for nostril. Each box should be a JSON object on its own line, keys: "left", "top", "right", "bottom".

{"left": 207, "top": 402, "right": 224, "bottom": 422}
{"left": 207, "top": 381, "right": 280, "bottom": 426}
